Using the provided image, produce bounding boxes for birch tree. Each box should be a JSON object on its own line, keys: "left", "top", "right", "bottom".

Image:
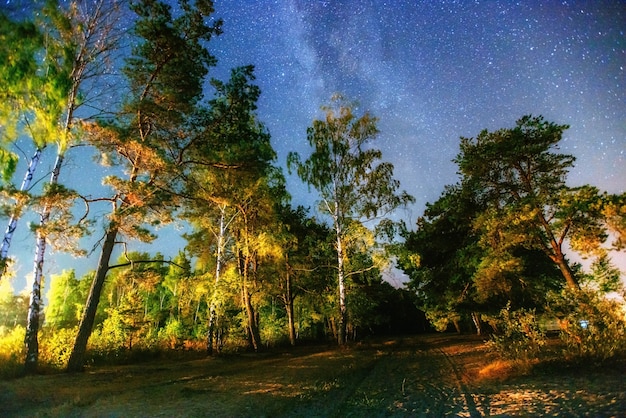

{"left": 288, "top": 96, "right": 414, "bottom": 345}
{"left": 66, "top": 0, "right": 222, "bottom": 372}
{"left": 19, "top": 0, "right": 124, "bottom": 374}
{"left": 0, "top": 13, "right": 49, "bottom": 279}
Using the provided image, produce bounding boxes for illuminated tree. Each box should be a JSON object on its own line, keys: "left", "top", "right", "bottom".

{"left": 182, "top": 65, "right": 280, "bottom": 353}
{"left": 288, "top": 96, "right": 414, "bottom": 345}
{"left": 20, "top": 0, "right": 124, "bottom": 374}
{"left": 44, "top": 269, "right": 84, "bottom": 330}
{"left": 455, "top": 115, "right": 613, "bottom": 290}
{"left": 66, "top": 0, "right": 222, "bottom": 372}
{"left": 0, "top": 13, "right": 48, "bottom": 279}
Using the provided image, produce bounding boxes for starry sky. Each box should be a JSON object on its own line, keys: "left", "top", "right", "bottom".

{"left": 2, "top": 0, "right": 625, "bottom": 287}
{"left": 208, "top": 0, "right": 625, "bottom": 212}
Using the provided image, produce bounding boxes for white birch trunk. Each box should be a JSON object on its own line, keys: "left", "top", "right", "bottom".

{"left": 0, "top": 147, "right": 43, "bottom": 280}
{"left": 24, "top": 151, "right": 64, "bottom": 372}
{"left": 207, "top": 205, "right": 233, "bottom": 354}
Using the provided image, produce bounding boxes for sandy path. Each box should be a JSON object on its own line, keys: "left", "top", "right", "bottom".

{"left": 1, "top": 334, "right": 624, "bottom": 417}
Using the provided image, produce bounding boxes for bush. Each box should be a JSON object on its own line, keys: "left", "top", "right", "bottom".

{"left": 0, "top": 325, "right": 25, "bottom": 378}
{"left": 158, "top": 317, "right": 186, "bottom": 349}
{"left": 260, "top": 310, "right": 288, "bottom": 347}
{"left": 548, "top": 288, "right": 626, "bottom": 362}
{"left": 487, "top": 304, "right": 546, "bottom": 363}
{"left": 87, "top": 309, "right": 129, "bottom": 360}
{"left": 39, "top": 327, "right": 78, "bottom": 369}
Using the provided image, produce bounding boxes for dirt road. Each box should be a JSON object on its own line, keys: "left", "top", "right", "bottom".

{"left": 1, "top": 334, "right": 624, "bottom": 416}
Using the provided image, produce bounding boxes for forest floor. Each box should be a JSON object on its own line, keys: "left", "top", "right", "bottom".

{"left": 1, "top": 333, "right": 625, "bottom": 417}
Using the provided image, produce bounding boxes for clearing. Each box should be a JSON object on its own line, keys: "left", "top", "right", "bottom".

{"left": 1, "top": 334, "right": 624, "bottom": 417}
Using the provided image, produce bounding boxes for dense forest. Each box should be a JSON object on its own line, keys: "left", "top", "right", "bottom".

{"left": 0, "top": 0, "right": 624, "bottom": 377}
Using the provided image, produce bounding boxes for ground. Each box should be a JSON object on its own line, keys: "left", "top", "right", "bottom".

{"left": 1, "top": 334, "right": 625, "bottom": 417}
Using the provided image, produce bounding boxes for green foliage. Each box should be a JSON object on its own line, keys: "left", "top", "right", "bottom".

{"left": 39, "top": 327, "right": 78, "bottom": 369}
{"left": 259, "top": 304, "right": 288, "bottom": 347}
{"left": 0, "top": 325, "right": 25, "bottom": 378}
{"left": 601, "top": 192, "right": 626, "bottom": 250}
{"left": 488, "top": 305, "right": 547, "bottom": 362}
{"left": 288, "top": 95, "right": 413, "bottom": 344}
{"left": 585, "top": 254, "right": 623, "bottom": 293}
{"left": 45, "top": 269, "right": 85, "bottom": 329}
{"left": 0, "top": 278, "right": 28, "bottom": 328}
{"left": 453, "top": 115, "right": 614, "bottom": 290}
{"left": 88, "top": 308, "right": 130, "bottom": 356}
{"left": 157, "top": 317, "right": 186, "bottom": 349}
{"left": 425, "top": 309, "right": 462, "bottom": 333}
{"left": 548, "top": 288, "right": 626, "bottom": 362}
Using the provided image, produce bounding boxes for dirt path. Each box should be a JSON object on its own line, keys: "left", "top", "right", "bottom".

{"left": 1, "top": 334, "right": 624, "bottom": 417}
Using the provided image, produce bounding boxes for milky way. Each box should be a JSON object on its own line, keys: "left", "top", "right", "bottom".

{"left": 211, "top": 0, "right": 624, "bottom": 223}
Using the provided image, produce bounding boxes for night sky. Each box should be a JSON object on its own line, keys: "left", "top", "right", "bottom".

{"left": 2, "top": 0, "right": 625, "bottom": 287}
{"left": 208, "top": 0, "right": 625, "bottom": 213}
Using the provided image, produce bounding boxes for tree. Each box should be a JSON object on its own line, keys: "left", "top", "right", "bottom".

{"left": 66, "top": 0, "right": 222, "bottom": 372}
{"left": 399, "top": 183, "right": 486, "bottom": 333}
{"left": 454, "top": 115, "right": 614, "bottom": 290}
{"left": 271, "top": 205, "right": 334, "bottom": 345}
{"left": 21, "top": 0, "right": 124, "bottom": 374}
{"left": 0, "top": 12, "right": 48, "bottom": 279}
{"left": 44, "top": 269, "right": 85, "bottom": 330}
{"left": 182, "top": 64, "right": 288, "bottom": 352}
{"left": 288, "top": 95, "right": 414, "bottom": 345}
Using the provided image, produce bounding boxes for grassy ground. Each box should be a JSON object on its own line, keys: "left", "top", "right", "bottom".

{"left": 1, "top": 334, "right": 624, "bottom": 417}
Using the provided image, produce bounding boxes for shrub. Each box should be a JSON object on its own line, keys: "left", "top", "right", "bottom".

{"left": 260, "top": 309, "right": 288, "bottom": 347}
{"left": 487, "top": 304, "right": 546, "bottom": 363}
{"left": 548, "top": 288, "right": 626, "bottom": 362}
{"left": 87, "top": 309, "right": 129, "bottom": 361}
{"left": 0, "top": 325, "right": 25, "bottom": 378}
{"left": 39, "top": 327, "right": 78, "bottom": 369}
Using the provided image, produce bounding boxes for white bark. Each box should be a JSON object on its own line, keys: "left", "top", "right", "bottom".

{"left": 0, "top": 148, "right": 43, "bottom": 280}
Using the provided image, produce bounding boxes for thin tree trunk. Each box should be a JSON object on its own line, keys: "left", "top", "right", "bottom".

{"left": 284, "top": 261, "right": 296, "bottom": 346}
{"left": 471, "top": 312, "right": 482, "bottom": 336}
{"left": 452, "top": 318, "right": 461, "bottom": 334}
{"left": 238, "top": 245, "right": 260, "bottom": 351}
{"left": 66, "top": 224, "right": 118, "bottom": 372}
{"left": 23, "top": 233, "right": 45, "bottom": 373}
{"left": 0, "top": 147, "right": 43, "bottom": 281}
{"left": 336, "top": 227, "right": 347, "bottom": 346}
{"left": 24, "top": 152, "right": 65, "bottom": 373}
{"left": 242, "top": 284, "right": 260, "bottom": 351}
{"left": 207, "top": 206, "right": 228, "bottom": 355}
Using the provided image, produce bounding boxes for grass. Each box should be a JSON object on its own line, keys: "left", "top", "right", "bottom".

{"left": 1, "top": 334, "right": 624, "bottom": 417}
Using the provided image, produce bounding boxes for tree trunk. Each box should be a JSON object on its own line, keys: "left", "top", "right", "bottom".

{"left": 242, "top": 285, "right": 260, "bottom": 351}
{"left": 554, "top": 253, "right": 579, "bottom": 290}
{"left": 23, "top": 232, "right": 46, "bottom": 374}
{"left": 0, "top": 147, "right": 43, "bottom": 281}
{"left": 452, "top": 318, "right": 461, "bottom": 334}
{"left": 471, "top": 312, "right": 482, "bottom": 336}
{"left": 207, "top": 206, "right": 228, "bottom": 355}
{"left": 66, "top": 225, "right": 118, "bottom": 372}
{"left": 336, "top": 230, "right": 347, "bottom": 346}
{"left": 284, "top": 262, "right": 296, "bottom": 347}
{"left": 24, "top": 152, "right": 65, "bottom": 374}
{"left": 238, "top": 246, "right": 260, "bottom": 351}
